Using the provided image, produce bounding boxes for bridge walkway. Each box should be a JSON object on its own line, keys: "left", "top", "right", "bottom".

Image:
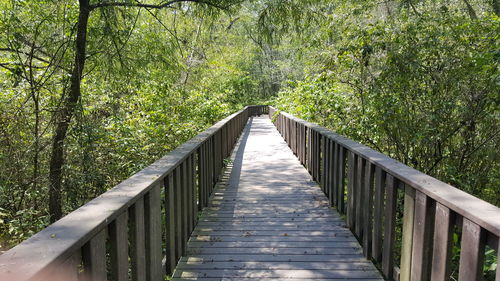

{"left": 172, "top": 116, "right": 383, "bottom": 280}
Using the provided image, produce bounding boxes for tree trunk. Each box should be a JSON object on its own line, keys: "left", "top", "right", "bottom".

{"left": 48, "top": 0, "right": 90, "bottom": 222}
{"left": 493, "top": 0, "right": 500, "bottom": 16}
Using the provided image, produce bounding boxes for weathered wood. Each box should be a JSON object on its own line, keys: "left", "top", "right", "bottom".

{"left": 382, "top": 174, "right": 398, "bottom": 278}
{"left": 430, "top": 202, "right": 454, "bottom": 281}
{"left": 410, "top": 191, "right": 435, "bottom": 281}
{"left": 145, "top": 184, "right": 162, "bottom": 281}
{"left": 337, "top": 145, "right": 346, "bottom": 213}
{"left": 191, "top": 154, "right": 197, "bottom": 229}
{"left": 372, "top": 166, "right": 385, "bottom": 262}
{"left": 82, "top": 229, "right": 107, "bottom": 281}
{"left": 400, "top": 184, "right": 415, "bottom": 281}
{"left": 496, "top": 238, "right": 500, "bottom": 281}
{"left": 328, "top": 138, "right": 335, "bottom": 206}
{"left": 458, "top": 218, "right": 485, "bottom": 281}
{"left": 197, "top": 147, "right": 204, "bottom": 211}
{"left": 130, "top": 198, "right": 146, "bottom": 281}
{"left": 278, "top": 110, "right": 500, "bottom": 237}
{"left": 175, "top": 117, "right": 382, "bottom": 281}
{"left": 186, "top": 157, "right": 193, "bottom": 234}
{"left": 363, "top": 161, "right": 374, "bottom": 258}
{"left": 165, "top": 174, "right": 176, "bottom": 275}
{"left": 355, "top": 156, "right": 365, "bottom": 239}
{"left": 181, "top": 161, "right": 189, "bottom": 252}
{"left": 174, "top": 166, "right": 183, "bottom": 260}
{"left": 347, "top": 152, "right": 356, "bottom": 229}
{"left": 110, "top": 211, "right": 129, "bottom": 281}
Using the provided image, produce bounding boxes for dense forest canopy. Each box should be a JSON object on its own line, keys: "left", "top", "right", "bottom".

{"left": 0, "top": 0, "right": 498, "bottom": 263}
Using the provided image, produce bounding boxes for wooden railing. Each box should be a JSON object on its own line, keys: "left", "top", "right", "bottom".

{"left": 0, "top": 106, "right": 266, "bottom": 281}
{"left": 269, "top": 106, "right": 500, "bottom": 281}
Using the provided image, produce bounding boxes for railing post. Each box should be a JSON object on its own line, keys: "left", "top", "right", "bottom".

{"left": 130, "top": 198, "right": 146, "bottom": 281}
{"left": 382, "top": 174, "right": 398, "bottom": 278}
{"left": 400, "top": 184, "right": 415, "bottom": 281}
{"left": 82, "top": 229, "right": 107, "bottom": 281}
{"left": 145, "top": 184, "right": 162, "bottom": 281}
{"left": 165, "top": 175, "right": 176, "bottom": 275}
{"left": 372, "top": 166, "right": 385, "bottom": 262}
{"left": 458, "top": 218, "right": 486, "bottom": 281}
{"left": 110, "top": 211, "right": 128, "bottom": 281}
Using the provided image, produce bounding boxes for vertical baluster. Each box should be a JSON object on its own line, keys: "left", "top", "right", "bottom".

{"left": 328, "top": 139, "right": 335, "bottom": 205}
{"left": 458, "top": 218, "right": 485, "bottom": 281}
{"left": 347, "top": 152, "right": 356, "bottom": 229}
{"left": 382, "top": 174, "right": 398, "bottom": 278}
{"left": 400, "top": 185, "right": 415, "bottom": 281}
{"left": 411, "top": 191, "right": 435, "bottom": 281}
{"left": 179, "top": 163, "right": 188, "bottom": 255}
{"left": 363, "top": 162, "right": 374, "bottom": 258}
{"left": 307, "top": 127, "right": 312, "bottom": 174}
{"left": 145, "top": 184, "right": 162, "bottom": 281}
{"left": 110, "top": 211, "right": 128, "bottom": 281}
{"left": 82, "top": 229, "right": 107, "bottom": 281}
{"left": 191, "top": 153, "right": 199, "bottom": 225}
{"left": 372, "top": 166, "right": 386, "bottom": 262}
{"left": 197, "top": 147, "right": 204, "bottom": 211}
{"left": 183, "top": 160, "right": 191, "bottom": 238}
{"left": 329, "top": 140, "right": 338, "bottom": 206}
{"left": 430, "top": 203, "right": 454, "bottom": 281}
{"left": 55, "top": 251, "right": 81, "bottom": 281}
{"left": 496, "top": 238, "right": 499, "bottom": 281}
{"left": 130, "top": 198, "right": 146, "bottom": 281}
{"left": 174, "top": 167, "right": 182, "bottom": 259}
{"left": 337, "top": 146, "right": 346, "bottom": 213}
{"left": 355, "top": 156, "right": 365, "bottom": 239}
{"left": 186, "top": 156, "right": 193, "bottom": 233}
{"left": 321, "top": 135, "right": 326, "bottom": 194}
{"left": 165, "top": 175, "right": 176, "bottom": 275}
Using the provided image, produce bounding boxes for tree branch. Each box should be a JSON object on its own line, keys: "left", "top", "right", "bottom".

{"left": 90, "top": 0, "right": 230, "bottom": 11}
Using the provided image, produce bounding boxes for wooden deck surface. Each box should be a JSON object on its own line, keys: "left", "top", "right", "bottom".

{"left": 172, "top": 116, "right": 383, "bottom": 280}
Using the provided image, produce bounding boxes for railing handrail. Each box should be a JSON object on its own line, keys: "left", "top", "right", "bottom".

{"left": 0, "top": 105, "right": 266, "bottom": 281}
{"left": 273, "top": 108, "right": 500, "bottom": 236}
{"left": 269, "top": 106, "right": 499, "bottom": 281}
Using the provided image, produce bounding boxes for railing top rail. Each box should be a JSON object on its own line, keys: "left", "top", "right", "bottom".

{"left": 272, "top": 107, "right": 500, "bottom": 237}
{"left": 0, "top": 106, "right": 250, "bottom": 281}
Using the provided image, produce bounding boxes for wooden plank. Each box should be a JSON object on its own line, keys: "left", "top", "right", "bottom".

{"left": 109, "top": 211, "right": 129, "bottom": 281}
{"left": 410, "top": 191, "right": 435, "bottom": 281}
{"left": 165, "top": 174, "right": 176, "bottom": 275}
{"left": 382, "top": 174, "right": 398, "bottom": 278}
{"left": 430, "top": 202, "right": 454, "bottom": 281}
{"left": 130, "top": 198, "right": 146, "bottom": 281}
{"left": 496, "top": 238, "right": 500, "bottom": 281}
{"left": 190, "top": 235, "right": 355, "bottom": 242}
{"left": 337, "top": 145, "right": 346, "bottom": 213}
{"left": 347, "top": 152, "right": 356, "bottom": 229}
{"left": 400, "top": 184, "right": 415, "bottom": 281}
{"left": 186, "top": 157, "right": 193, "bottom": 234}
{"left": 355, "top": 156, "right": 365, "bottom": 239}
{"left": 191, "top": 155, "right": 197, "bottom": 229}
{"left": 176, "top": 261, "right": 374, "bottom": 270}
{"left": 181, "top": 161, "right": 189, "bottom": 252}
{"left": 363, "top": 161, "right": 374, "bottom": 258}
{"left": 174, "top": 166, "right": 183, "bottom": 259}
{"left": 278, "top": 111, "right": 500, "bottom": 237}
{"left": 197, "top": 147, "right": 204, "bottom": 211}
{"left": 145, "top": 184, "right": 162, "bottom": 281}
{"left": 82, "top": 229, "right": 107, "bottom": 281}
{"left": 179, "top": 254, "right": 367, "bottom": 262}
{"left": 458, "top": 218, "right": 485, "bottom": 281}
{"left": 173, "top": 269, "right": 381, "bottom": 279}
{"left": 372, "top": 166, "right": 385, "bottom": 262}
{"left": 329, "top": 140, "right": 336, "bottom": 206}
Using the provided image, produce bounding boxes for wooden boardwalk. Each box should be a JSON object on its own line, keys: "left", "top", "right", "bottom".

{"left": 173, "top": 117, "right": 383, "bottom": 280}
